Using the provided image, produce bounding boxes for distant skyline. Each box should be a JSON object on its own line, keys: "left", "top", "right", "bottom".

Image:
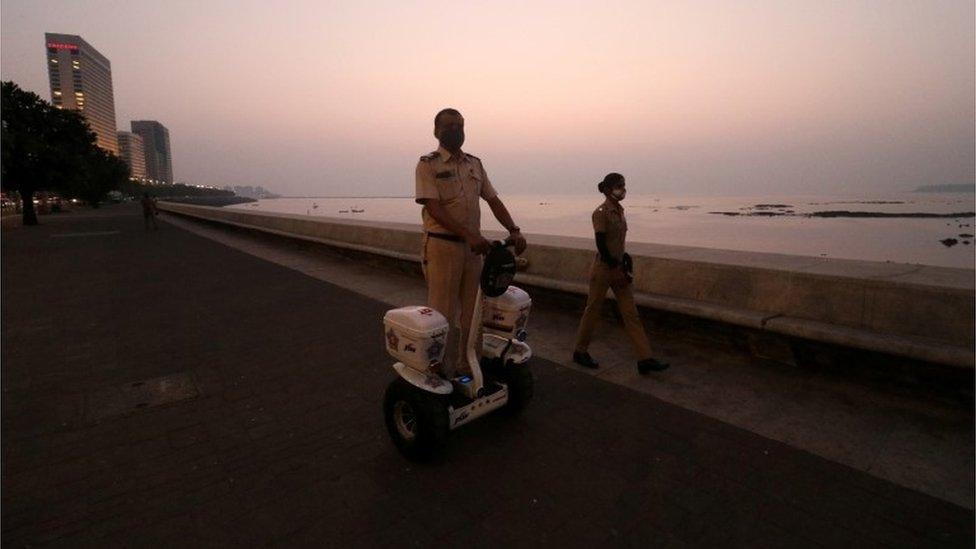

{"left": 2, "top": 0, "right": 973, "bottom": 197}
{"left": 131, "top": 120, "right": 173, "bottom": 184}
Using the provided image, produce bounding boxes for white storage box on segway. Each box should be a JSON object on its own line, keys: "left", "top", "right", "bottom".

{"left": 383, "top": 306, "right": 449, "bottom": 373}
{"left": 483, "top": 286, "right": 532, "bottom": 338}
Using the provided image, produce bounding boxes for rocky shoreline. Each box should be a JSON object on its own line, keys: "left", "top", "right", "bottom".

{"left": 708, "top": 209, "right": 975, "bottom": 219}
{"left": 161, "top": 196, "right": 258, "bottom": 207}
{"left": 808, "top": 211, "right": 975, "bottom": 218}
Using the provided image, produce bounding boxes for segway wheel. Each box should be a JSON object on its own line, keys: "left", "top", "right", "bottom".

{"left": 501, "top": 361, "right": 533, "bottom": 415}
{"left": 383, "top": 377, "right": 449, "bottom": 461}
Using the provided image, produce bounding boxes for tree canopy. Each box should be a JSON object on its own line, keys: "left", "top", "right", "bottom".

{"left": 1, "top": 80, "right": 129, "bottom": 224}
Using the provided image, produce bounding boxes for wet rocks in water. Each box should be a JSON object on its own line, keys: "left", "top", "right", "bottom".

{"left": 959, "top": 233, "right": 974, "bottom": 238}
{"left": 809, "top": 211, "right": 975, "bottom": 218}
{"left": 807, "top": 200, "right": 905, "bottom": 205}
{"left": 709, "top": 202, "right": 976, "bottom": 221}
{"left": 940, "top": 238, "right": 959, "bottom": 247}
{"left": 728, "top": 203, "right": 796, "bottom": 217}
{"left": 669, "top": 205, "right": 699, "bottom": 211}
{"left": 710, "top": 210, "right": 788, "bottom": 217}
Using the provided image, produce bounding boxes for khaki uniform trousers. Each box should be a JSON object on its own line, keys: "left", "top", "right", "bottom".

{"left": 574, "top": 258, "right": 653, "bottom": 360}
{"left": 423, "top": 235, "right": 484, "bottom": 377}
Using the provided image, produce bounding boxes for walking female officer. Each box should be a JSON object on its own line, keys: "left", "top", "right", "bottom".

{"left": 572, "top": 173, "right": 670, "bottom": 374}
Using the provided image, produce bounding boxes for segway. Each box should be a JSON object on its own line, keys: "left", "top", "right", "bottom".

{"left": 382, "top": 241, "right": 533, "bottom": 461}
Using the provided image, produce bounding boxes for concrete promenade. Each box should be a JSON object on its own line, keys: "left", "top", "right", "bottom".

{"left": 2, "top": 204, "right": 973, "bottom": 547}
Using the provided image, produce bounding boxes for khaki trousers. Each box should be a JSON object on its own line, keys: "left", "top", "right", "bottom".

{"left": 574, "top": 258, "right": 653, "bottom": 360}
{"left": 423, "top": 235, "right": 483, "bottom": 377}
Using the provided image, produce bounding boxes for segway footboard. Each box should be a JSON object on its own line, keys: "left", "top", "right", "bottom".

{"left": 391, "top": 362, "right": 453, "bottom": 395}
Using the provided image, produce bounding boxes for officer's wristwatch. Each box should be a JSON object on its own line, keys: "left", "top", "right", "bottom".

{"left": 508, "top": 226, "right": 521, "bottom": 234}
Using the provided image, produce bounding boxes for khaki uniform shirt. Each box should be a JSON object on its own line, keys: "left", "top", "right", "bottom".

{"left": 415, "top": 146, "right": 498, "bottom": 235}
{"left": 592, "top": 198, "right": 627, "bottom": 260}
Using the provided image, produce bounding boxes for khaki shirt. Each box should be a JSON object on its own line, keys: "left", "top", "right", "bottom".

{"left": 592, "top": 198, "right": 627, "bottom": 260}
{"left": 415, "top": 146, "right": 497, "bottom": 235}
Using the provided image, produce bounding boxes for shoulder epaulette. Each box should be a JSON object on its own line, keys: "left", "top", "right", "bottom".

{"left": 419, "top": 151, "right": 440, "bottom": 162}
{"left": 464, "top": 152, "right": 480, "bottom": 161}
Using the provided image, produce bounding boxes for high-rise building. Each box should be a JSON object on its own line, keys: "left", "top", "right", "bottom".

{"left": 131, "top": 120, "right": 173, "bottom": 184}
{"left": 117, "top": 131, "right": 147, "bottom": 180}
{"left": 44, "top": 33, "right": 118, "bottom": 154}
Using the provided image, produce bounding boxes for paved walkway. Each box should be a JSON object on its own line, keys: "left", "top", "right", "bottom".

{"left": 2, "top": 205, "right": 972, "bottom": 547}
{"left": 161, "top": 209, "right": 975, "bottom": 508}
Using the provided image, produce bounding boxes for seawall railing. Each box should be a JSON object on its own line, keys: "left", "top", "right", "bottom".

{"left": 159, "top": 201, "right": 975, "bottom": 368}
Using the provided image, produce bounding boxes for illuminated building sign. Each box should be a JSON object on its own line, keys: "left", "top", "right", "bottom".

{"left": 47, "top": 42, "right": 79, "bottom": 51}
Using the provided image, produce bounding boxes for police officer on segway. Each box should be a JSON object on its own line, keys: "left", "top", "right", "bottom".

{"left": 415, "top": 108, "right": 527, "bottom": 378}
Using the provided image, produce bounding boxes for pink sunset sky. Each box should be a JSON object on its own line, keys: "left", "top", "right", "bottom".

{"left": 2, "top": 0, "right": 973, "bottom": 197}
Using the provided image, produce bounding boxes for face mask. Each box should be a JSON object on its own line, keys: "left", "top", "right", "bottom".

{"left": 439, "top": 128, "right": 465, "bottom": 151}
{"left": 611, "top": 188, "right": 626, "bottom": 201}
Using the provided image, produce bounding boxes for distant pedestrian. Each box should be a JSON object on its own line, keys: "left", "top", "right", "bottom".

{"left": 573, "top": 173, "right": 669, "bottom": 374}
{"left": 141, "top": 193, "right": 158, "bottom": 231}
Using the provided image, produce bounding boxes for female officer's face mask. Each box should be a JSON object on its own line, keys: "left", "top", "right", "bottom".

{"left": 611, "top": 187, "right": 626, "bottom": 201}
{"left": 439, "top": 128, "right": 465, "bottom": 151}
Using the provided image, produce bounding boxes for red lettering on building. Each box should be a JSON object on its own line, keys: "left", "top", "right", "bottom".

{"left": 47, "top": 42, "right": 79, "bottom": 51}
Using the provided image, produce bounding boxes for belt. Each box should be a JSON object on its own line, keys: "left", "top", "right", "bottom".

{"left": 427, "top": 232, "right": 464, "bottom": 243}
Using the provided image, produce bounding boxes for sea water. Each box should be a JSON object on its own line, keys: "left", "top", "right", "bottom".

{"left": 227, "top": 192, "right": 975, "bottom": 269}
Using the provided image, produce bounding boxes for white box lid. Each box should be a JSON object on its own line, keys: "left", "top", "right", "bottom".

{"left": 486, "top": 286, "right": 531, "bottom": 309}
{"left": 383, "top": 306, "right": 448, "bottom": 336}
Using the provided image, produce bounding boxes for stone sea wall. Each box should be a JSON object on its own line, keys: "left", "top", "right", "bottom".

{"left": 159, "top": 201, "right": 975, "bottom": 368}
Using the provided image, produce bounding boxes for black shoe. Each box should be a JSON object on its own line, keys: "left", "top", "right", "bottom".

{"left": 573, "top": 351, "right": 599, "bottom": 369}
{"left": 637, "top": 358, "right": 670, "bottom": 374}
